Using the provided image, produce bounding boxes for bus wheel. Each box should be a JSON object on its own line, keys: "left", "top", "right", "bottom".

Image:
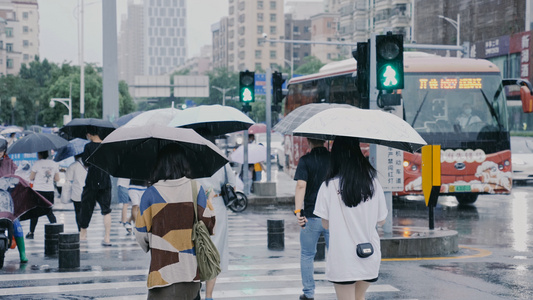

{"left": 456, "top": 194, "right": 478, "bottom": 205}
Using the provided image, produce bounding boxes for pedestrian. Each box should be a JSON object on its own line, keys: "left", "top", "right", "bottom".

{"left": 195, "top": 129, "right": 236, "bottom": 300}
{"left": 293, "top": 138, "right": 330, "bottom": 300}
{"left": 116, "top": 178, "right": 131, "bottom": 234}
{"left": 60, "top": 154, "right": 87, "bottom": 231}
{"left": 135, "top": 143, "right": 215, "bottom": 300}
{"left": 0, "top": 137, "right": 28, "bottom": 263}
{"left": 124, "top": 179, "right": 148, "bottom": 234}
{"left": 26, "top": 150, "right": 59, "bottom": 239}
{"left": 79, "top": 126, "right": 112, "bottom": 246}
{"left": 313, "top": 137, "right": 388, "bottom": 300}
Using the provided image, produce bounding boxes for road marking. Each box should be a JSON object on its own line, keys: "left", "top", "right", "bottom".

{"left": 382, "top": 245, "right": 492, "bottom": 261}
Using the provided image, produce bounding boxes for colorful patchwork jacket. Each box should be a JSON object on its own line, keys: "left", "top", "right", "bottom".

{"left": 135, "top": 177, "right": 216, "bottom": 289}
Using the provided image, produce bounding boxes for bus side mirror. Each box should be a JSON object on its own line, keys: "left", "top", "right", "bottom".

{"left": 520, "top": 85, "right": 533, "bottom": 113}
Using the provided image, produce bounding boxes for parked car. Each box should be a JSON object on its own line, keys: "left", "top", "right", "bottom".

{"left": 511, "top": 136, "right": 533, "bottom": 182}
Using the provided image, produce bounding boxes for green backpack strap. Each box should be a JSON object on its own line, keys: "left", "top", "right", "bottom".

{"left": 191, "top": 180, "right": 198, "bottom": 223}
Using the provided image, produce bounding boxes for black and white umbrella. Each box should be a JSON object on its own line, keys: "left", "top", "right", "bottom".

{"left": 59, "top": 118, "right": 117, "bottom": 140}
{"left": 7, "top": 133, "right": 68, "bottom": 154}
{"left": 87, "top": 124, "right": 228, "bottom": 181}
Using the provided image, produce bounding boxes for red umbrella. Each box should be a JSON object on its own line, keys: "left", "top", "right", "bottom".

{"left": 0, "top": 175, "right": 52, "bottom": 222}
{"left": 248, "top": 123, "right": 267, "bottom": 134}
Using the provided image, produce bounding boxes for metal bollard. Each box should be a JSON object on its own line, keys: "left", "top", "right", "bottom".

{"left": 44, "top": 223, "right": 64, "bottom": 256}
{"left": 59, "top": 233, "right": 80, "bottom": 269}
{"left": 267, "top": 219, "right": 284, "bottom": 250}
{"left": 314, "top": 233, "right": 326, "bottom": 261}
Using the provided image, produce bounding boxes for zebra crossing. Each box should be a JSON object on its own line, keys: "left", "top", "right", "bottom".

{"left": 0, "top": 208, "right": 402, "bottom": 299}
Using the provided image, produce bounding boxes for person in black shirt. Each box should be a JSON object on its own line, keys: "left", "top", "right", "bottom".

{"left": 294, "top": 138, "right": 330, "bottom": 300}
{"left": 79, "top": 126, "right": 112, "bottom": 246}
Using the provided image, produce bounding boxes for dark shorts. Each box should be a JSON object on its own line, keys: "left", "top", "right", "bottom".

{"left": 331, "top": 277, "right": 379, "bottom": 284}
{"left": 79, "top": 187, "right": 112, "bottom": 229}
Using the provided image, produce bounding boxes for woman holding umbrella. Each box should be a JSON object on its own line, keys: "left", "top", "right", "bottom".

{"left": 26, "top": 151, "right": 59, "bottom": 239}
{"left": 313, "top": 137, "right": 388, "bottom": 300}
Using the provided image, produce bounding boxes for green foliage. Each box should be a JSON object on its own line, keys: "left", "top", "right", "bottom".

{"left": 294, "top": 56, "right": 325, "bottom": 75}
{"left": 0, "top": 58, "right": 136, "bottom": 127}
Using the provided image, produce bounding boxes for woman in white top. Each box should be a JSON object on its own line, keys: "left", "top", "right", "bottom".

{"left": 314, "top": 137, "right": 388, "bottom": 300}
{"left": 61, "top": 154, "right": 87, "bottom": 231}
{"left": 26, "top": 151, "right": 60, "bottom": 239}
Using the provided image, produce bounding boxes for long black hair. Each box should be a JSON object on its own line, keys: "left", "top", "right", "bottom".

{"left": 325, "top": 136, "right": 376, "bottom": 207}
{"left": 150, "top": 143, "right": 192, "bottom": 183}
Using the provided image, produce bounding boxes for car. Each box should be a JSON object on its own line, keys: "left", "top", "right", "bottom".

{"left": 510, "top": 136, "right": 533, "bottom": 182}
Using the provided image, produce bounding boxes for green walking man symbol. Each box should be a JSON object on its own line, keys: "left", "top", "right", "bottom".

{"left": 383, "top": 65, "right": 398, "bottom": 87}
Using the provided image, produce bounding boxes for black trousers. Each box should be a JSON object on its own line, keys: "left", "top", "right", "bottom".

{"left": 29, "top": 191, "right": 56, "bottom": 233}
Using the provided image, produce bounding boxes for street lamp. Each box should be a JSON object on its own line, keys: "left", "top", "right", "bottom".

{"left": 438, "top": 14, "right": 461, "bottom": 57}
{"left": 50, "top": 98, "right": 72, "bottom": 125}
{"left": 212, "top": 86, "right": 236, "bottom": 106}
{"left": 10, "top": 97, "right": 16, "bottom": 125}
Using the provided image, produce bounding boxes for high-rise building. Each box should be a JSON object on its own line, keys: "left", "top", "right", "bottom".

{"left": 0, "top": 0, "right": 38, "bottom": 75}
{"left": 118, "top": 0, "right": 144, "bottom": 85}
{"left": 310, "top": 12, "right": 341, "bottom": 63}
{"left": 144, "top": 0, "right": 187, "bottom": 76}
{"left": 221, "top": 0, "right": 285, "bottom": 72}
{"left": 212, "top": 17, "right": 229, "bottom": 70}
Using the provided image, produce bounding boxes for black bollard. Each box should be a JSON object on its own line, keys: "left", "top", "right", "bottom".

{"left": 267, "top": 219, "right": 284, "bottom": 250}
{"left": 59, "top": 233, "right": 80, "bottom": 269}
{"left": 314, "top": 233, "right": 326, "bottom": 261}
{"left": 44, "top": 223, "right": 64, "bottom": 256}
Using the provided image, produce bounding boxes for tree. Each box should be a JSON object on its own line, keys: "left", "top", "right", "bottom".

{"left": 293, "top": 56, "right": 325, "bottom": 75}
{"left": 204, "top": 67, "right": 239, "bottom": 106}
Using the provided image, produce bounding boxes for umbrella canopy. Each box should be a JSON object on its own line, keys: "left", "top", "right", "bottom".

{"left": 168, "top": 104, "right": 255, "bottom": 136}
{"left": 0, "top": 126, "right": 22, "bottom": 135}
{"left": 123, "top": 107, "right": 181, "bottom": 127}
{"left": 292, "top": 107, "right": 427, "bottom": 153}
{"left": 7, "top": 133, "right": 68, "bottom": 154}
{"left": 60, "top": 118, "right": 117, "bottom": 140}
{"left": 87, "top": 124, "right": 228, "bottom": 181}
{"left": 0, "top": 175, "right": 52, "bottom": 222}
{"left": 27, "top": 125, "right": 43, "bottom": 133}
{"left": 115, "top": 111, "right": 143, "bottom": 127}
{"left": 230, "top": 143, "right": 267, "bottom": 164}
{"left": 273, "top": 103, "right": 354, "bottom": 135}
{"left": 53, "top": 138, "right": 90, "bottom": 162}
{"left": 248, "top": 123, "right": 267, "bottom": 134}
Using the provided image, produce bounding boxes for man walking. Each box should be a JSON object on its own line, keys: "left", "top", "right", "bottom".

{"left": 79, "top": 126, "right": 112, "bottom": 246}
{"left": 294, "top": 138, "right": 330, "bottom": 300}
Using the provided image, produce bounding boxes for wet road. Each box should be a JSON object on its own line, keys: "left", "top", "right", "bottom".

{"left": 0, "top": 183, "right": 531, "bottom": 299}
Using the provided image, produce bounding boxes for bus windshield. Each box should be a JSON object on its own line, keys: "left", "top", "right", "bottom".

{"left": 403, "top": 74, "right": 509, "bottom": 138}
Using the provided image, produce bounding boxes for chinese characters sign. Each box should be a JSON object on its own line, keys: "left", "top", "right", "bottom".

{"left": 376, "top": 146, "right": 404, "bottom": 192}
{"left": 418, "top": 78, "right": 482, "bottom": 90}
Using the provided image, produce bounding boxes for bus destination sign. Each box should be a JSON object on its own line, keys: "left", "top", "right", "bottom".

{"left": 419, "top": 78, "right": 482, "bottom": 90}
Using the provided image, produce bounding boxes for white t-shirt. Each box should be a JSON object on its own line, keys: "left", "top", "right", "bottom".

{"left": 61, "top": 160, "right": 87, "bottom": 202}
{"left": 31, "top": 159, "right": 60, "bottom": 192}
{"left": 314, "top": 177, "right": 388, "bottom": 282}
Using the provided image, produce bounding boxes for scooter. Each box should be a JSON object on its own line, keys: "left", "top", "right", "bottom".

{"left": 227, "top": 190, "right": 248, "bottom": 213}
{"left": 0, "top": 178, "right": 16, "bottom": 269}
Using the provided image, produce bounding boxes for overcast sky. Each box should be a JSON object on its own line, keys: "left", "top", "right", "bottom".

{"left": 39, "top": 0, "right": 228, "bottom": 65}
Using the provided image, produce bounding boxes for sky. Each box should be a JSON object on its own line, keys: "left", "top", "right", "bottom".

{"left": 39, "top": 0, "right": 229, "bottom": 65}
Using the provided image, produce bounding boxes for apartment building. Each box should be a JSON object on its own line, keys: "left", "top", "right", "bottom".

{"left": 311, "top": 12, "right": 341, "bottom": 63}
{"left": 225, "top": 0, "right": 285, "bottom": 72}
{"left": 174, "top": 45, "right": 212, "bottom": 75}
{"left": 212, "top": 17, "right": 229, "bottom": 70}
{"left": 0, "top": 0, "right": 38, "bottom": 75}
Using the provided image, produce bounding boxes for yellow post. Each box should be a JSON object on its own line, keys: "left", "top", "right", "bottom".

{"left": 421, "top": 145, "right": 441, "bottom": 230}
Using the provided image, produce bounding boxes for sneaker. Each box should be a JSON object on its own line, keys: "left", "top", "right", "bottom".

{"left": 25, "top": 232, "right": 34, "bottom": 240}
{"left": 299, "top": 295, "right": 314, "bottom": 300}
{"left": 123, "top": 222, "right": 132, "bottom": 234}
{"left": 101, "top": 241, "right": 112, "bottom": 247}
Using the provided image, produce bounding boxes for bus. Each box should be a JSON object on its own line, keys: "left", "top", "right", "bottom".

{"left": 283, "top": 52, "right": 533, "bottom": 204}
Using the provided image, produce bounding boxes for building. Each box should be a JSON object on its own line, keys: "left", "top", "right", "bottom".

{"left": 212, "top": 17, "right": 229, "bottom": 70}
{"left": 173, "top": 45, "right": 212, "bottom": 75}
{"left": 216, "top": 0, "right": 285, "bottom": 72}
{"left": 118, "top": 0, "right": 144, "bottom": 85}
{"left": 144, "top": 0, "right": 188, "bottom": 76}
{"left": 310, "top": 12, "right": 341, "bottom": 63}
{"left": 0, "top": 0, "right": 38, "bottom": 75}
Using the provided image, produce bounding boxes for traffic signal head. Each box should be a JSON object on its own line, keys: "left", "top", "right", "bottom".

{"left": 272, "top": 71, "right": 285, "bottom": 104}
{"left": 354, "top": 42, "right": 370, "bottom": 100}
{"left": 239, "top": 70, "right": 255, "bottom": 103}
{"left": 376, "top": 33, "right": 404, "bottom": 90}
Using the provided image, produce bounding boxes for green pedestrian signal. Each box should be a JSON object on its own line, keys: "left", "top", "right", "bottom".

{"left": 239, "top": 70, "right": 255, "bottom": 103}
{"left": 376, "top": 33, "right": 404, "bottom": 90}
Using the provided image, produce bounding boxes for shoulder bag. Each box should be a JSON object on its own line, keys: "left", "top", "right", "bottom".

{"left": 191, "top": 180, "right": 221, "bottom": 281}
{"left": 334, "top": 181, "right": 374, "bottom": 258}
{"left": 220, "top": 165, "right": 238, "bottom": 207}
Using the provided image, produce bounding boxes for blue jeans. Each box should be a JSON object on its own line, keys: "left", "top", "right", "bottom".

{"left": 300, "top": 217, "right": 329, "bottom": 298}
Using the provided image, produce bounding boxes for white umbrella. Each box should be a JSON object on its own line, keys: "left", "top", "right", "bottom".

{"left": 123, "top": 107, "right": 182, "bottom": 127}
{"left": 230, "top": 143, "right": 267, "bottom": 164}
{"left": 0, "top": 126, "right": 22, "bottom": 135}
{"left": 273, "top": 103, "right": 354, "bottom": 135}
{"left": 168, "top": 104, "right": 254, "bottom": 136}
{"left": 293, "top": 107, "right": 427, "bottom": 152}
